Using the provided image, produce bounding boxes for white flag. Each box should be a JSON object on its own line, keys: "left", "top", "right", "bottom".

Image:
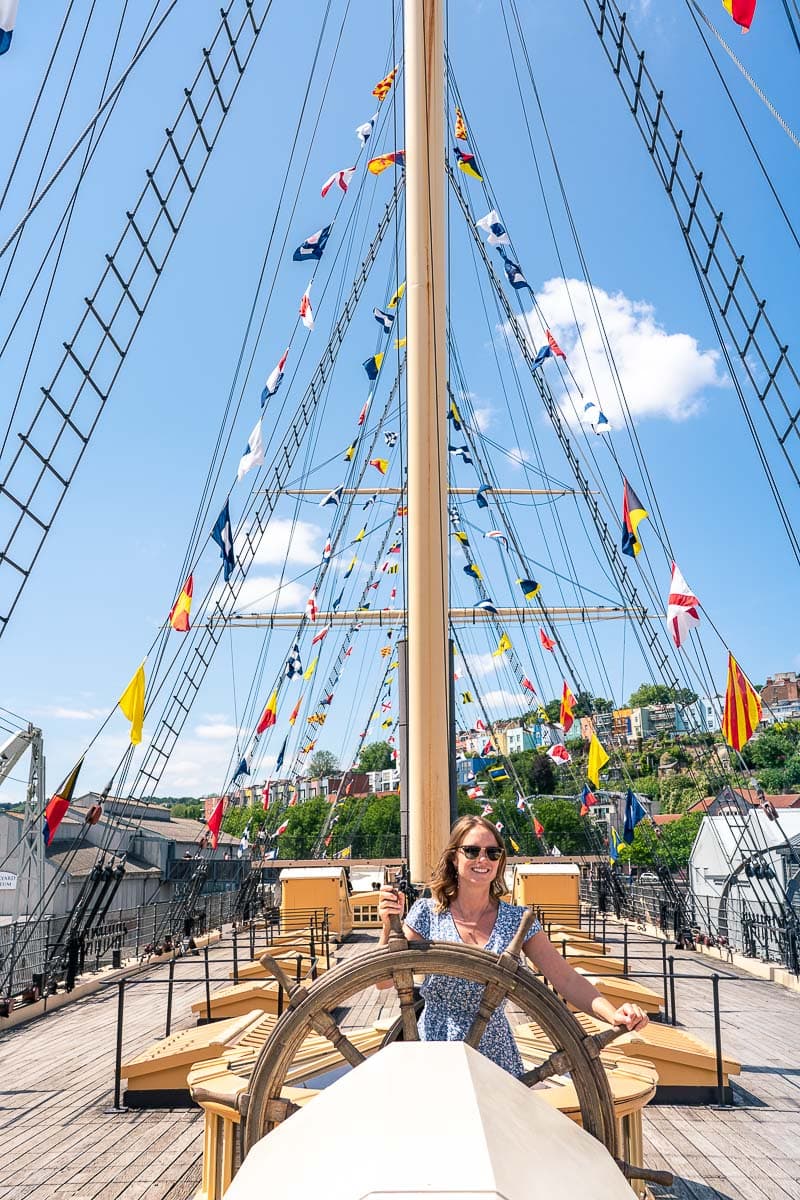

{"left": 476, "top": 210, "right": 510, "bottom": 246}
{"left": 237, "top": 418, "right": 265, "bottom": 482}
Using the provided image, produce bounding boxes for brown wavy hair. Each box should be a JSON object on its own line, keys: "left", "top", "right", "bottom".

{"left": 430, "top": 815, "right": 507, "bottom": 912}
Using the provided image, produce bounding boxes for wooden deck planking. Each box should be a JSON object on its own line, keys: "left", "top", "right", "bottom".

{"left": 2, "top": 921, "right": 800, "bottom": 1199}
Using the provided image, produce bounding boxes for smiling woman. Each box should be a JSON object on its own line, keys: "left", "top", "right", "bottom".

{"left": 377, "top": 815, "right": 648, "bottom": 1077}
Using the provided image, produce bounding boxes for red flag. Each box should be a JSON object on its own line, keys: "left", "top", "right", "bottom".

{"left": 262, "top": 782, "right": 270, "bottom": 811}
{"left": 521, "top": 677, "right": 536, "bottom": 694}
{"left": 289, "top": 695, "right": 303, "bottom": 726}
{"left": 42, "top": 759, "right": 84, "bottom": 847}
{"left": 722, "top": 652, "right": 762, "bottom": 751}
{"left": 580, "top": 803, "right": 590, "bottom": 817}
{"left": 476, "top": 718, "right": 487, "bottom": 731}
{"left": 546, "top": 329, "right": 565, "bottom": 358}
{"left": 311, "top": 625, "right": 330, "bottom": 646}
{"left": 289, "top": 789, "right": 299, "bottom": 807}
{"left": 169, "top": 574, "right": 193, "bottom": 632}
{"left": 723, "top": 0, "right": 756, "bottom": 31}
{"left": 207, "top": 796, "right": 226, "bottom": 850}
{"left": 324, "top": 835, "right": 332, "bottom": 846}
{"left": 345, "top": 780, "right": 353, "bottom": 795}
{"left": 275, "top": 820, "right": 289, "bottom": 836}
{"left": 306, "top": 587, "right": 318, "bottom": 622}
{"left": 539, "top": 627, "right": 556, "bottom": 652}
{"left": 534, "top": 817, "right": 544, "bottom": 837}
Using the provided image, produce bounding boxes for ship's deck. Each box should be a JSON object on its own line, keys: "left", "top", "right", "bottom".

{"left": 0, "top": 923, "right": 798, "bottom": 1200}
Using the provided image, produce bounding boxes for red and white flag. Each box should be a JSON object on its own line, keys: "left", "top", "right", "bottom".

{"left": 667, "top": 561, "right": 700, "bottom": 649}
{"left": 275, "top": 819, "right": 289, "bottom": 835}
{"left": 321, "top": 166, "right": 356, "bottom": 197}
{"left": 547, "top": 743, "right": 571, "bottom": 764}
{"left": 299, "top": 282, "right": 314, "bottom": 330}
{"left": 311, "top": 624, "right": 330, "bottom": 645}
{"left": 262, "top": 781, "right": 270, "bottom": 811}
{"left": 306, "top": 587, "right": 318, "bottom": 622}
{"left": 467, "top": 786, "right": 485, "bottom": 800}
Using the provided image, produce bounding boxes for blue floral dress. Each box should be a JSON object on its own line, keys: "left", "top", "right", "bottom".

{"left": 405, "top": 897, "right": 541, "bottom": 1078}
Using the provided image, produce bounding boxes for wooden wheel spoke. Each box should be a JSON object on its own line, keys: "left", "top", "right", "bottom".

{"left": 307, "top": 1008, "right": 367, "bottom": 1067}
{"left": 464, "top": 979, "right": 509, "bottom": 1049}
{"left": 520, "top": 1045, "right": 573, "bottom": 1087}
{"left": 390, "top": 967, "right": 420, "bottom": 1041}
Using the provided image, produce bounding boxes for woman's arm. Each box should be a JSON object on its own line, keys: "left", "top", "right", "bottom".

{"left": 523, "top": 929, "right": 648, "bottom": 1030}
{"left": 374, "top": 885, "right": 424, "bottom": 990}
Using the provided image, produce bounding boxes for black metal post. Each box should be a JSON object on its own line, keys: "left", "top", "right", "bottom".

{"left": 164, "top": 957, "right": 175, "bottom": 1038}
{"left": 668, "top": 954, "right": 677, "bottom": 1026}
{"left": 277, "top": 981, "right": 284, "bottom": 1017}
{"left": 204, "top": 945, "right": 212, "bottom": 1023}
{"left": 249, "top": 918, "right": 255, "bottom": 960}
{"left": 661, "top": 939, "right": 669, "bottom": 1022}
{"left": 601, "top": 912, "right": 607, "bottom": 950}
{"left": 623, "top": 922, "right": 629, "bottom": 976}
{"left": 113, "top": 980, "right": 125, "bottom": 1109}
{"left": 232, "top": 926, "right": 239, "bottom": 985}
{"left": 711, "top": 974, "right": 725, "bottom": 1105}
{"left": 561, "top": 938, "right": 568, "bottom": 959}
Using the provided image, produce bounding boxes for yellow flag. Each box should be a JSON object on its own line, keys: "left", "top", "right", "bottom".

{"left": 303, "top": 656, "right": 318, "bottom": 681}
{"left": 587, "top": 733, "right": 610, "bottom": 787}
{"left": 119, "top": 662, "right": 145, "bottom": 745}
{"left": 354, "top": 527, "right": 366, "bottom": 542}
{"left": 388, "top": 281, "right": 405, "bottom": 308}
{"left": 493, "top": 632, "right": 511, "bottom": 657}
{"left": 394, "top": 337, "right": 407, "bottom": 348}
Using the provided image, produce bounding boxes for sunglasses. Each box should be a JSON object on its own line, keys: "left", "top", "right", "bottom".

{"left": 458, "top": 844, "right": 503, "bottom": 861}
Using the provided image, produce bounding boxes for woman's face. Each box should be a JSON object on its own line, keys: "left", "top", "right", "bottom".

{"left": 453, "top": 824, "right": 502, "bottom": 892}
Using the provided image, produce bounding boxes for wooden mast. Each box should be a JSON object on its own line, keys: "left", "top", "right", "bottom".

{"left": 404, "top": 0, "right": 450, "bottom": 884}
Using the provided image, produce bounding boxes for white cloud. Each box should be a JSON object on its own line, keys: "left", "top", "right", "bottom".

{"left": 36, "top": 705, "right": 107, "bottom": 721}
{"left": 464, "top": 652, "right": 499, "bottom": 679}
{"left": 482, "top": 689, "right": 523, "bottom": 713}
{"left": 247, "top": 517, "right": 325, "bottom": 569}
{"left": 472, "top": 405, "right": 493, "bottom": 432}
{"left": 507, "top": 447, "right": 531, "bottom": 470}
{"left": 511, "top": 278, "right": 725, "bottom": 425}
{"left": 194, "top": 722, "right": 239, "bottom": 741}
{"left": 209, "top": 575, "right": 309, "bottom": 615}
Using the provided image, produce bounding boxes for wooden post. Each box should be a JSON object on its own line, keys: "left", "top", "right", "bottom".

{"left": 405, "top": 0, "right": 450, "bottom": 886}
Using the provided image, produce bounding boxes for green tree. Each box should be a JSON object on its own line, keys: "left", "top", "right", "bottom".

{"left": 533, "top": 798, "right": 593, "bottom": 855}
{"left": 308, "top": 749, "right": 339, "bottom": 778}
{"left": 279, "top": 797, "right": 329, "bottom": 858}
{"left": 659, "top": 774, "right": 700, "bottom": 815}
{"left": 615, "top": 812, "right": 702, "bottom": 869}
{"left": 628, "top": 683, "right": 698, "bottom": 707}
{"left": 358, "top": 741, "right": 393, "bottom": 773}
{"left": 544, "top": 699, "right": 562, "bottom": 723}
{"left": 222, "top": 803, "right": 270, "bottom": 838}
{"left": 520, "top": 750, "right": 556, "bottom": 796}
{"left": 172, "top": 802, "right": 204, "bottom": 819}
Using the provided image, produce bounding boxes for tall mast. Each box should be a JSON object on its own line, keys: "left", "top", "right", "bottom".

{"left": 404, "top": 0, "right": 450, "bottom": 883}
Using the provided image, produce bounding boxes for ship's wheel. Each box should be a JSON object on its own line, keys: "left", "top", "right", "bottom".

{"left": 241, "top": 911, "right": 629, "bottom": 1158}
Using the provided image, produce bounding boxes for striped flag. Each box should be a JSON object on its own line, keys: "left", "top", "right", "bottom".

{"left": 257, "top": 691, "right": 278, "bottom": 733}
{"left": 454, "top": 107, "right": 468, "bottom": 140}
{"left": 560, "top": 682, "right": 576, "bottom": 733}
{"left": 722, "top": 0, "right": 756, "bottom": 31}
{"left": 169, "top": 575, "right": 193, "bottom": 632}
{"left": 722, "top": 652, "right": 762, "bottom": 751}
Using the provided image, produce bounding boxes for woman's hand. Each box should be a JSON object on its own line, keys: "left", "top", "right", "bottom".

{"left": 377, "top": 884, "right": 405, "bottom": 930}
{"left": 609, "top": 1001, "right": 648, "bottom": 1032}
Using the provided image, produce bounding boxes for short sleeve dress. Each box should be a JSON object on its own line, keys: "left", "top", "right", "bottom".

{"left": 404, "top": 897, "right": 541, "bottom": 1078}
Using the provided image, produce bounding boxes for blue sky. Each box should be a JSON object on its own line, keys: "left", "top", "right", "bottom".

{"left": 0, "top": 0, "right": 798, "bottom": 805}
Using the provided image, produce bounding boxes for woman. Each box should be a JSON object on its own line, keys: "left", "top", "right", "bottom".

{"left": 377, "top": 814, "right": 648, "bottom": 1078}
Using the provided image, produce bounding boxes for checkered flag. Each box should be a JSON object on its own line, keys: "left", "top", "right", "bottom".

{"left": 384, "top": 430, "right": 398, "bottom": 447}
{"left": 285, "top": 643, "right": 303, "bottom": 679}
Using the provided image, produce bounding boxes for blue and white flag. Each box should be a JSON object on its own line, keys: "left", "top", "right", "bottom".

{"left": 476, "top": 209, "right": 510, "bottom": 246}
{"left": 384, "top": 430, "right": 398, "bottom": 447}
{"left": 293, "top": 223, "right": 332, "bottom": 262}
{"left": 584, "top": 399, "right": 611, "bottom": 433}
{"left": 275, "top": 736, "right": 287, "bottom": 772}
{"left": 475, "top": 598, "right": 498, "bottom": 615}
{"left": 498, "top": 249, "right": 529, "bottom": 291}
{"left": 533, "top": 344, "right": 552, "bottom": 369}
{"left": 373, "top": 307, "right": 395, "bottom": 332}
{"left": 356, "top": 112, "right": 378, "bottom": 145}
{"left": 237, "top": 418, "right": 265, "bottom": 482}
{"left": 212, "top": 500, "right": 236, "bottom": 581}
{"left": 449, "top": 444, "right": 473, "bottom": 466}
{"left": 262, "top": 348, "right": 288, "bottom": 405}
{"left": 320, "top": 484, "right": 344, "bottom": 507}
{"left": 0, "top": 1, "right": 18, "bottom": 54}
{"left": 238, "top": 822, "right": 252, "bottom": 858}
{"left": 285, "top": 643, "right": 303, "bottom": 679}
